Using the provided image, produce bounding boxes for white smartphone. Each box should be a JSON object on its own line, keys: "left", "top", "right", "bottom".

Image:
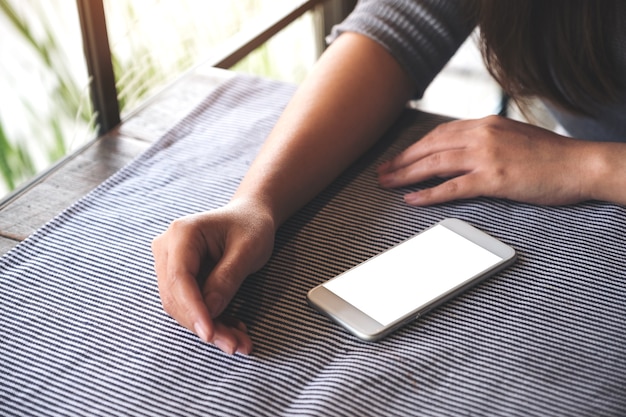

{"left": 307, "top": 218, "right": 516, "bottom": 341}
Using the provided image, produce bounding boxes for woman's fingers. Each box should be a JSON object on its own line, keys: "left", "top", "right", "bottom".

{"left": 153, "top": 224, "right": 215, "bottom": 343}
{"left": 378, "top": 148, "right": 471, "bottom": 188}
{"left": 403, "top": 173, "right": 484, "bottom": 206}
{"left": 213, "top": 317, "right": 253, "bottom": 355}
{"left": 152, "top": 204, "right": 276, "bottom": 355}
{"left": 377, "top": 118, "right": 489, "bottom": 175}
{"left": 378, "top": 115, "right": 591, "bottom": 206}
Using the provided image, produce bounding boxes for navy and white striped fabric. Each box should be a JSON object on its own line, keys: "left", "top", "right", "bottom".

{"left": 1, "top": 75, "right": 625, "bottom": 416}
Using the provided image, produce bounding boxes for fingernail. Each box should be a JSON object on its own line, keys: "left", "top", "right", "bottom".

{"left": 236, "top": 346, "right": 252, "bottom": 356}
{"left": 204, "top": 292, "right": 224, "bottom": 318}
{"left": 214, "top": 337, "right": 235, "bottom": 355}
{"left": 404, "top": 193, "right": 422, "bottom": 205}
{"left": 377, "top": 161, "right": 390, "bottom": 173}
{"left": 194, "top": 321, "right": 209, "bottom": 343}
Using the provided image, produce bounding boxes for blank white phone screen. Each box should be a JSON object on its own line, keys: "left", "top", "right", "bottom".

{"left": 323, "top": 224, "right": 503, "bottom": 326}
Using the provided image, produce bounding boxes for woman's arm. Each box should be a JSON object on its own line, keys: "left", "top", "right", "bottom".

{"left": 152, "top": 32, "right": 415, "bottom": 354}
{"left": 233, "top": 32, "right": 415, "bottom": 225}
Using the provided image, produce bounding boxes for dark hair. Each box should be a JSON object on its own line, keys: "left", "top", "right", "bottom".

{"left": 467, "top": 0, "right": 621, "bottom": 114}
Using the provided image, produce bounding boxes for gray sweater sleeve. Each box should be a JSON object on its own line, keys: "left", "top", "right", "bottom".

{"left": 328, "top": 0, "right": 476, "bottom": 98}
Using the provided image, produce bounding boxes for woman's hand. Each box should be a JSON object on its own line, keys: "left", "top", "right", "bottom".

{"left": 378, "top": 115, "right": 600, "bottom": 206}
{"left": 152, "top": 199, "right": 276, "bottom": 355}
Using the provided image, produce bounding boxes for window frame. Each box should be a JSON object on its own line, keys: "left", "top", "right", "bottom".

{"left": 75, "top": 0, "right": 356, "bottom": 135}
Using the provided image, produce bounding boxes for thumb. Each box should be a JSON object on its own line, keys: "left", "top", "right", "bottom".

{"left": 202, "top": 248, "right": 252, "bottom": 319}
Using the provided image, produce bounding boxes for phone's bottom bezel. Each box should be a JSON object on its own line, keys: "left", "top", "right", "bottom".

{"left": 307, "top": 285, "right": 414, "bottom": 342}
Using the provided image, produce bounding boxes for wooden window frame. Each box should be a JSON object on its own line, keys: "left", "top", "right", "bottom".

{"left": 76, "top": 0, "right": 356, "bottom": 135}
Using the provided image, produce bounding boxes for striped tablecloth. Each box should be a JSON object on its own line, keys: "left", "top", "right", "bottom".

{"left": 1, "top": 75, "right": 625, "bottom": 416}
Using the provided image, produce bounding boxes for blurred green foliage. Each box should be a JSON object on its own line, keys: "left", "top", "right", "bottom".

{"left": 0, "top": 0, "right": 316, "bottom": 197}
{"left": 0, "top": 0, "right": 95, "bottom": 192}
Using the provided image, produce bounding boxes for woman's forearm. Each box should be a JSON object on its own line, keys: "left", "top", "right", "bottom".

{"left": 231, "top": 32, "right": 415, "bottom": 229}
